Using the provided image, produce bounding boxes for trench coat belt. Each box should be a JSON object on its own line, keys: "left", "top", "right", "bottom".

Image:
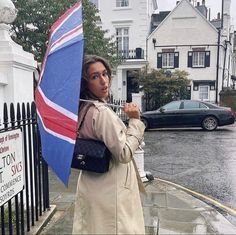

{"left": 132, "top": 158, "right": 147, "bottom": 195}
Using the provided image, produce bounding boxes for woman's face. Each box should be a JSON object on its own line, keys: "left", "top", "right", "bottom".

{"left": 87, "top": 62, "right": 110, "bottom": 99}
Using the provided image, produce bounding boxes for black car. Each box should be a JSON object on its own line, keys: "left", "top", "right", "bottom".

{"left": 141, "top": 100, "right": 235, "bottom": 131}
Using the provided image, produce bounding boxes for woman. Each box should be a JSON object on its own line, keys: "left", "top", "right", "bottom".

{"left": 72, "top": 55, "right": 146, "bottom": 234}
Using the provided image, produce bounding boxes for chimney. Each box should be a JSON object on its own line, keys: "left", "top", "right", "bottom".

{"left": 196, "top": 1, "right": 208, "bottom": 18}
{"left": 202, "top": 0, "right": 205, "bottom": 5}
{"left": 217, "top": 12, "right": 221, "bottom": 19}
{"left": 222, "top": 0, "right": 231, "bottom": 38}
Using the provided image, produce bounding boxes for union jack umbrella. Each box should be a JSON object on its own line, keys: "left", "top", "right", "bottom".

{"left": 35, "top": 1, "right": 84, "bottom": 186}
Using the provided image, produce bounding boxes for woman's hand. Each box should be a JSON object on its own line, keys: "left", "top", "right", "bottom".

{"left": 123, "top": 103, "right": 140, "bottom": 119}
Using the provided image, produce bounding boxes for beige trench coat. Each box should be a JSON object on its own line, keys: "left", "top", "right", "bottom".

{"left": 72, "top": 102, "right": 146, "bottom": 235}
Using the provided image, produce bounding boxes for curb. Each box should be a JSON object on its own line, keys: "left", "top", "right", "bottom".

{"left": 27, "top": 205, "right": 57, "bottom": 235}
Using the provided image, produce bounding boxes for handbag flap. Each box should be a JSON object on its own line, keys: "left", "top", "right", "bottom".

{"left": 75, "top": 139, "right": 109, "bottom": 159}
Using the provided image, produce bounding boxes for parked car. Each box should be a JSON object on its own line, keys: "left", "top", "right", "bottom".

{"left": 141, "top": 100, "right": 235, "bottom": 131}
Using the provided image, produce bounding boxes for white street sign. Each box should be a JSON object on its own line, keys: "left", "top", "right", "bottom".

{"left": 0, "top": 129, "right": 24, "bottom": 206}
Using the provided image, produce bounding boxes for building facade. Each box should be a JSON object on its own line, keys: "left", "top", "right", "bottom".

{"left": 92, "top": 0, "right": 158, "bottom": 101}
{"left": 92, "top": 0, "right": 236, "bottom": 104}
{"left": 147, "top": 0, "right": 236, "bottom": 103}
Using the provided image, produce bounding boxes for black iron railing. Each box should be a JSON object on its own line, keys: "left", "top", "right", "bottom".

{"left": 110, "top": 96, "right": 129, "bottom": 123}
{"left": 0, "top": 102, "right": 49, "bottom": 235}
{"left": 118, "top": 48, "right": 144, "bottom": 60}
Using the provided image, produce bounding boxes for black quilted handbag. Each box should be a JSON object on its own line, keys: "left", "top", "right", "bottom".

{"left": 71, "top": 138, "right": 111, "bottom": 173}
{"left": 71, "top": 103, "right": 111, "bottom": 173}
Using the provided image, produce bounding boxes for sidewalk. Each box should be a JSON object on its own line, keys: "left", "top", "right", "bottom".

{"left": 35, "top": 168, "right": 236, "bottom": 235}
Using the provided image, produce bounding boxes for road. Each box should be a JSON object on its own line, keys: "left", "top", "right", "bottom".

{"left": 143, "top": 124, "right": 236, "bottom": 224}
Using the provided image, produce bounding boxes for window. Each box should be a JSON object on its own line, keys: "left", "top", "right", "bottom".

{"left": 90, "top": 0, "right": 98, "bottom": 8}
{"left": 183, "top": 101, "right": 207, "bottom": 109}
{"left": 188, "top": 51, "right": 210, "bottom": 68}
{"left": 162, "top": 53, "right": 174, "bottom": 68}
{"left": 116, "top": 28, "right": 129, "bottom": 58}
{"left": 199, "top": 103, "right": 208, "bottom": 108}
{"left": 116, "top": 0, "right": 129, "bottom": 7}
{"left": 157, "top": 52, "right": 179, "bottom": 69}
{"left": 199, "top": 86, "right": 209, "bottom": 100}
{"left": 162, "top": 101, "right": 181, "bottom": 111}
{"left": 192, "top": 52, "right": 205, "bottom": 67}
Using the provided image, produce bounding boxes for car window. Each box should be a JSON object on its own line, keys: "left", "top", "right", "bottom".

{"left": 183, "top": 101, "right": 200, "bottom": 109}
{"left": 202, "top": 102, "right": 219, "bottom": 109}
{"left": 162, "top": 101, "right": 181, "bottom": 110}
{"left": 183, "top": 101, "right": 208, "bottom": 109}
{"left": 199, "top": 103, "right": 208, "bottom": 109}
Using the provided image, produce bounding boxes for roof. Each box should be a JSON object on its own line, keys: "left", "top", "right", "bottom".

{"left": 148, "top": 0, "right": 218, "bottom": 39}
{"left": 151, "top": 11, "right": 171, "bottom": 32}
{"left": 210, "top": 19, "right": 222, "bottom": 29}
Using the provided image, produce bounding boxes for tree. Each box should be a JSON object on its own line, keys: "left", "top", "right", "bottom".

{"left": 11, "top": 0, "right": 119, "bottom": 66}
{"left": 133, "top": 67, "right": 190, "bottom": 110}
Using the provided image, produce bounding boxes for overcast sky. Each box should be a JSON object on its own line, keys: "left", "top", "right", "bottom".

{"left": 158, "top": 0, "right": 236, "bottom": 28}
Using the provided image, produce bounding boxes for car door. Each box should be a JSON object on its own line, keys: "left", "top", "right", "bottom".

{"left": 178, "top": 101, "right": 208, "bottom": 126}
{"left": 154, "top": 101, "right": 182, "bottom": 127}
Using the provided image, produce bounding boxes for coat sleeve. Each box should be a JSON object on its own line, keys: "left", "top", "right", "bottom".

{"left": 92, "top": 106, "right": 145, "bottom": 163}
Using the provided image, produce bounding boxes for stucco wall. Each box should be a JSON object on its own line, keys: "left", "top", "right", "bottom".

{"left": 147, "top": 0, "right": 230, "bottom": 103}
{"left": 98, "top": 0, "right": 153, "bottom": 53}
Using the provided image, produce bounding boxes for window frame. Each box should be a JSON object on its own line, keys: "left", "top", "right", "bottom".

{"left": 157, "top": 52, "right": 179, "bottom": 69}
{"left": 182, "top": 101, "right": 208, "bottom": 110}
{"left": 116, "top": 0, "right": 129, "bottom": 7}
{"left": 162, "top": 101, "right": 181, "bottom": 111}
{"left": 199, "top": 85, "right": 209, "bottom": 101}
{"left": 162, "top": 53, "right": 175, "bottom": 69}
{"left": 192, "top": 51, "right": 205, "bottom": 68}
{"left": 116, "top": 27, "right": 129, "bottom": 58}
{"left": 188, "top": 50, "right": 210, "bottom": 68}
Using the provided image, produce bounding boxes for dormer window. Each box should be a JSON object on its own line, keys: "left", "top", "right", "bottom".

{"left": 116, "top": 0, "right": 129, "bottom": 7}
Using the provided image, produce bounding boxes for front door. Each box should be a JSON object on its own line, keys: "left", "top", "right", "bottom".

{"left": 127, "top": 71, "right": 139, "bottom": 102}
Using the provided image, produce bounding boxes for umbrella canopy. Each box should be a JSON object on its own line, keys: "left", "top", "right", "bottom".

{"left": 35, "top": 1, "right": 84, "bottom": 186}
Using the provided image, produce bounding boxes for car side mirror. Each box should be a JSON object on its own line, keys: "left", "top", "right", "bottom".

{"left": 159, "top": 107, "right": 165, "bottom": 113}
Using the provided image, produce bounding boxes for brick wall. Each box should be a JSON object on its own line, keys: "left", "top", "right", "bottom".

{"left": 220, "top": 90, "right": 236, "bottom": 115}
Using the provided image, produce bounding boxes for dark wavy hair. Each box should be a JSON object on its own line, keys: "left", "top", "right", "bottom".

{"left": 80, "top": 55, "right": 112, "bottom": 101}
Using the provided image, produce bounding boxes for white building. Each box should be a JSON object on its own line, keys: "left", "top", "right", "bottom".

{"left": 91, "top": 0, "right": 236, "bottom": 104}
{"left": 0, "top": 0, "right": 36, "bottom": 121}
{"left": 91, "top": 0, "right": 158, "bottom": 101}
{"left": 147, "top": 0, "right": 236, "bottom": 103}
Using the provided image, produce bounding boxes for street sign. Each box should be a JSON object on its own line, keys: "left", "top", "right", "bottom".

{"left": 0, "top": 129, "right": 24, "bottom": 206}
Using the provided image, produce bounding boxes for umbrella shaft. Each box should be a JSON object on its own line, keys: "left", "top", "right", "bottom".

{"left": 80, "top": 99, "right": 124, "bottom": 108}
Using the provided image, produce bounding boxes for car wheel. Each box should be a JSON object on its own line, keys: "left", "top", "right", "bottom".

{"left": 141, "top": 118, "right": 149, "bottom": 130}
{"left": 202, "top": 116, "right": 218, "bottom": 131}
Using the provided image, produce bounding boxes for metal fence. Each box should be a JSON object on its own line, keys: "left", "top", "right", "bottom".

{"left": 109, "top": 97, "right": 128, "bottom": 123}
{"left": 117, "top": 48, "right": 144, "bottom": 59}
{"left": 0, "top": 102, "right": 50, "bottom": 235}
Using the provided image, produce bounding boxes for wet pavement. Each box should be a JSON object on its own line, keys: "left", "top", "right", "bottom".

{"left": 143, "top": 124, "right": 236, "bottom": 225}
{"left": 34, "top": 124, "right": 236, "bottom": 234}
{"left": 37, "top": 168, "right": 236, "bottom": 234}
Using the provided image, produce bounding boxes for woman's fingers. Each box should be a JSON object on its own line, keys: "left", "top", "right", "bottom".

{"left": 123, "top": 103, "right": 140, "bottom": 119}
